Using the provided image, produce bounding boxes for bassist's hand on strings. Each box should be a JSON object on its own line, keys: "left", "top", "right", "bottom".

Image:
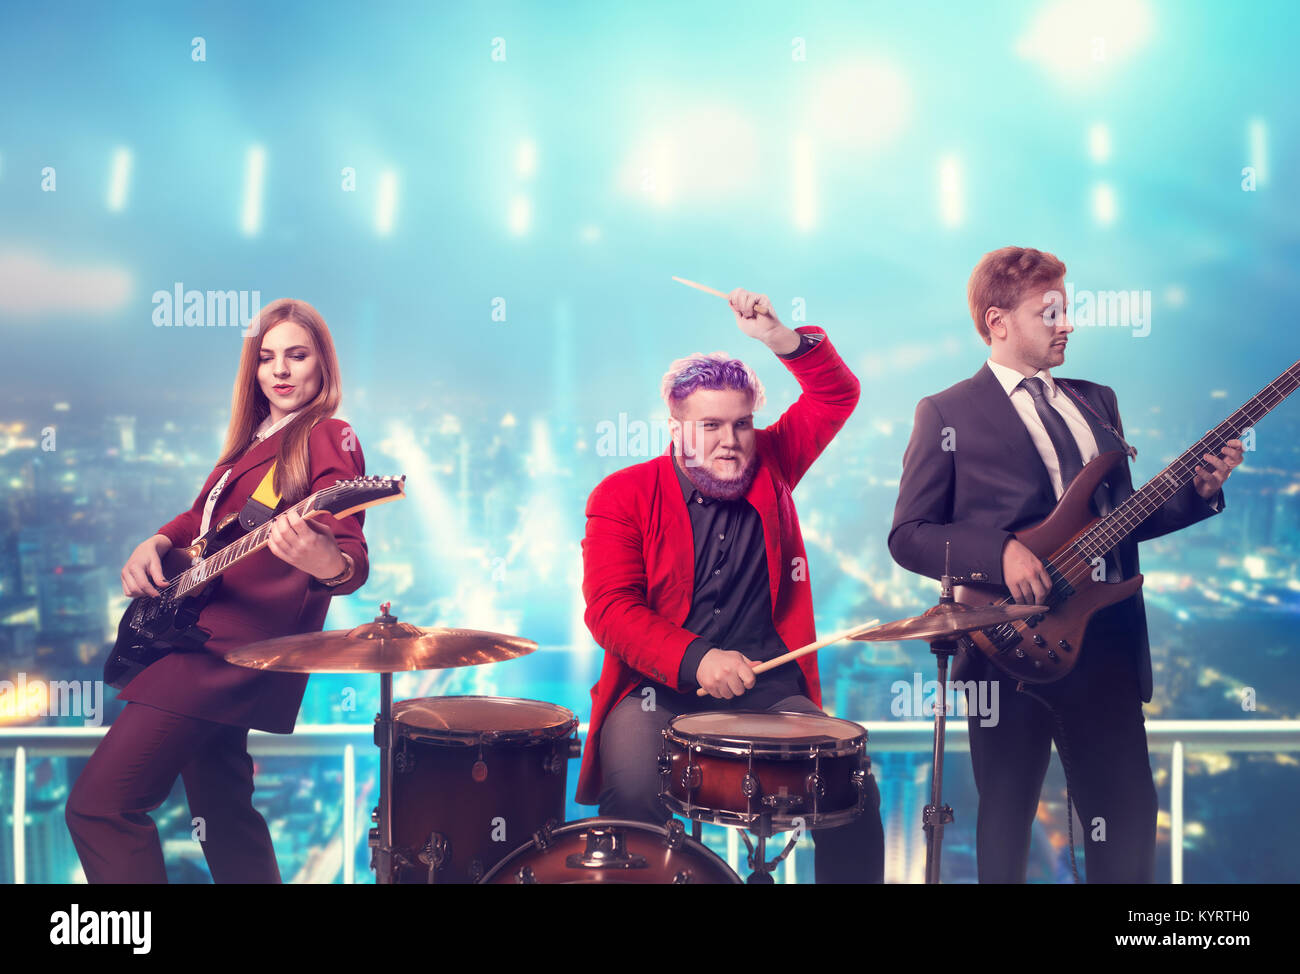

{"left": 1001, "top": 537, "right": 1052, "bottom": 605}
{"left": 1194, "top": 437, "right": 1243, "bottom": 500}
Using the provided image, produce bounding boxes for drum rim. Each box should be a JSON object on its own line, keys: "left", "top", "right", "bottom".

{"left": 478, "top": 816, "right": 743, "bottom": 884}
{"left": 663, "top": 709, "right": 866, "bottom": 757}
{"left": 660, "top": 792, "right": 864, "bottom": 832}
{"left": 394, "top": 694, "right": 578, "bottom": 744}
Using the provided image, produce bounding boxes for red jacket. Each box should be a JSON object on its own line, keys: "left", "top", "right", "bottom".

{"left": 117, "top": 416, "right": 369, "bottom": 734}
{"left": 576, "top": 327, "right": 859, "bottom": 804}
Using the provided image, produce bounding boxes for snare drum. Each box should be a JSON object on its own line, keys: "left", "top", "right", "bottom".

{"left": 480, "top": 818, "right": 742, "bottom": 884}
{"left": 660, "top": 711, "right": 868, "bottom": 831}
{"left": 390, "top": 695, "right": 579, "bottom": 883}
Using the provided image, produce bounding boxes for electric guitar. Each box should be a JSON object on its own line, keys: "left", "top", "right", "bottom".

{"left": 106, "top": 474, "right": 406, "bottom": 689}
{"left": 956, "top": 360, "right": 1299, "bottom": 684}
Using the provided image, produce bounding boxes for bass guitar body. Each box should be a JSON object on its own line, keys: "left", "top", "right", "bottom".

{"left": 955, "top": 451, "right": 1142, "bottom": 684}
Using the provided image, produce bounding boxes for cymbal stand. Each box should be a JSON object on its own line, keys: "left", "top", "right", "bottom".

{"left": 368, "top": 604, "right": 399, "bottom": 884}
{"left": 922, "top": 543, "right": 974, "bottom": 885}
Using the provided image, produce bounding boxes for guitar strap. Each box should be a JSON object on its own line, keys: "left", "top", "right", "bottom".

{"left": 1056, "top": 379, "right": 1138, "bottom": 461}
{"left": 237, "top": 461, "right": 284, "bottom": 530}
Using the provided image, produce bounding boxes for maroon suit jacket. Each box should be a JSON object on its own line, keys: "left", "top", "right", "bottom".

{"left": 576, "top": 327, "right": 860, "bottom": 804}
{"left": 117, "top": 416, "right": 370, "bottom": 733}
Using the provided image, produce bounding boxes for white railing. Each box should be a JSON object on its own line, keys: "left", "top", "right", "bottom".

{"left": 4, "top": 720, "right": 1298, "bottom": 883}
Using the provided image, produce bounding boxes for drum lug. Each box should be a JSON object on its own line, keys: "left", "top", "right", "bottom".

{"left": 741, "top": 771, "right": 759, "bottom": 799}
{"left": 805, "top": 772, "right": 825, "bottom": 798}
{"left": 468, "top": 859, "right": 485, "bottom": 883}
{"left": 394, "top": 747, "right": 414, "bottom": 774}
{"left": 852, "top": 770, "right": 866, "bottom": 811}
{"left": 515, "top": 865, "right": 537, "bottom": 884}
{"left": 542, "top": 749, "right": 565, "bottom": 775}
{"left": 681, "top": 764, "right": 701, "bottom": 791}
{"left": 418, "top": 832, "right": 449, "bottom": 883}
{"left": 534, "top": 818, "right": 557, "bottom": 851}
{"left": 672, "top": 870, "right": 693, "bottom": 884}
{"left": 664, "top": 818, "right": 686, "bottom": 850}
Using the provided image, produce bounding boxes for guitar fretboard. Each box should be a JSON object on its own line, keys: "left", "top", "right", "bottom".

{"left": 1076, "top": 360, "right": 1300, "bottom": 560}
{"left": 169, "top": 491, "right": 328, "bottom": 599}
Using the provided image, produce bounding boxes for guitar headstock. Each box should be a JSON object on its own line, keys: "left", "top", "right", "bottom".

{"left": 312, "top": 475, "right": 406, "bottom": 519}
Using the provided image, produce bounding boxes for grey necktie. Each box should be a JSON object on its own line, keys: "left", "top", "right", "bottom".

{"left": 1019, "top": 376, "right": 1085, "bottom": 490}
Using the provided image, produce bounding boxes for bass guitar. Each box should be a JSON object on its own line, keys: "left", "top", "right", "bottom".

{"left": 956, "top": 360, "right": 1298, "bottom": 684}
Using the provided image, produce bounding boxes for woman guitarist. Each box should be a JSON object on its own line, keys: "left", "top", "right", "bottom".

{"left": 66, "top": 298, "right": 369, "bottom": 883}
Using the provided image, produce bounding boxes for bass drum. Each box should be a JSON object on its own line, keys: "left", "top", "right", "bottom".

{"left": 480, "top": 818, "right": 742, "bottom": 884}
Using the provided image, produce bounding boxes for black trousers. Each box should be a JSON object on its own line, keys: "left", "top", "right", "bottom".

{"left": 962, "top": 623, "right": 1158, "bottom": 883}
{"left": 66, "top": 701, "right": 281, "bottom": 884}
{"left": 597, "top": 692, "right": 885, "bottom": 883}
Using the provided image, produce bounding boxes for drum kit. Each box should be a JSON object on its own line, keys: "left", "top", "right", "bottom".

{"left": 226, "top": 543, "right": 1045, "bottom": 885}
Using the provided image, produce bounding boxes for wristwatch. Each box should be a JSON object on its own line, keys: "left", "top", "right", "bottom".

{"left": 317, "top": 551, "right": 354, "bottom": 588}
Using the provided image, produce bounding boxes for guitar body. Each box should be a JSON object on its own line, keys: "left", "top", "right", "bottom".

{"left": 955, "top": 451, "right": 1143, "bottom": 684}
{"left": 105, "top": 516, "right": 240, "bottom": 689}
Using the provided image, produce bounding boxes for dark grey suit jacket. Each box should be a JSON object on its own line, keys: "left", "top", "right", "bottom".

{"left": 888, "top": 362, "right": 1223, "bottom": 702}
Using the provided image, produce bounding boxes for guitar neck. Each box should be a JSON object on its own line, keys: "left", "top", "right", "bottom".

{"left": 1077, "top": 359, "right": 1300, "bottom": 561}
{"left": 171, "top": 495, "right": 317, "bottom": 598}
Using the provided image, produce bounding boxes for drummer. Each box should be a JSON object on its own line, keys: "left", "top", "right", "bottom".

{"left": 577, "top": 288, "right": 884, "bottom": 883}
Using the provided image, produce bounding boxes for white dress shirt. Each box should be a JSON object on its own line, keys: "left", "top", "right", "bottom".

{"left": 196, "top": 410, "right": 302, "bottom": 540}
{"left": 986, "top": 359, "right": 1099, "bottom": 500}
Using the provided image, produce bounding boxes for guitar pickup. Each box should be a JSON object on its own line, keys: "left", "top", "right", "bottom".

{"left": 985, "top": 624, "right": 1023, "bottom": 654}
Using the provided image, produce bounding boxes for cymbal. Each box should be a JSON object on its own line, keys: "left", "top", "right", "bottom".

{"left": 223, "top": 605, "right": 538, "bottom": 674}
{"left": 847, "top": 602, "right": 1048, "bottom": 643}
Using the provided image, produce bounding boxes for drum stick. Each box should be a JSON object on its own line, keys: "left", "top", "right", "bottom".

{"left": 694, "top": 619, "right": 881, "bottom": 697}
{"left": 672, "top": 276, "right": 773, "bottom": 317}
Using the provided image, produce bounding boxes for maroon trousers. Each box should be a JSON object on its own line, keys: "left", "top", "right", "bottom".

{"left": 66, "top": 701, "right": 281, "bottom": 883}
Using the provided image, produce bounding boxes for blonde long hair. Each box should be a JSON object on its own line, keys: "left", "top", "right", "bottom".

{"left": 217, "top": 298, "right": 343, "bottom": 504}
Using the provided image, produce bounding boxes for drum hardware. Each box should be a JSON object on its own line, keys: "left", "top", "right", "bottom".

{"left": 225, "top": 603, "right": 541, "bottom": 885}
{"left": 847, "top": 542, "right": 1046, "bottom": 885}
{"left": 395, "top": 746, "right": 415, "bottom": 773}
{"left": 664, "top": 818, "right": 687, "bottom": 850}
{"left": 480, "top": 817, "right": 743, "bottom": 884}
{"left": 417, "top": 832, "right": 449, "bottom": 884}
{"left": 737, "top": 811, "right": 800, "bottom": 885}
{"left": 565, "top": 826, "right": 649, "bottom": 870}
{"left": 532, "top": 820, "right": 557, "bottom": 851}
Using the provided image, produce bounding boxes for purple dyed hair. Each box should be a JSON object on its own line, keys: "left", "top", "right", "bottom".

{"left": 660, "top": 351, "right": 766, "bottom": 416}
